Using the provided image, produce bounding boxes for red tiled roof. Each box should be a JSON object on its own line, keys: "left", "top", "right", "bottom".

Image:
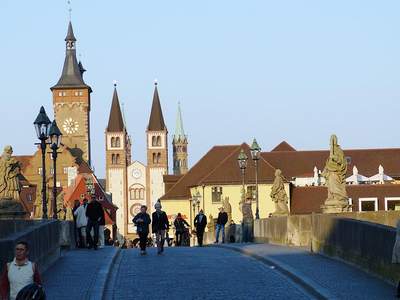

{"left": 13, "top": 155, "right": 34, "bottom": 173}
{"left": 271, "top": 141, "right": 296, "bottom": 152}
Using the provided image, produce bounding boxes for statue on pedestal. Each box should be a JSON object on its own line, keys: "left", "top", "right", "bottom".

{"left": 240, "top": 190, "right": 254, "bottom": 222}
{"left": 321, "top": 135, "right": 351, "bottom": 213}
{"left": 270, "top": 169, "right": 289, "bottom": 216}
{"left": 0, "top": 145, "right": 25, "bottom": 218}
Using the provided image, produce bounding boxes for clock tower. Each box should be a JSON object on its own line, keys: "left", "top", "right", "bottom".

{"left": 51, "top": 22, "right": 92, "bottom": 165}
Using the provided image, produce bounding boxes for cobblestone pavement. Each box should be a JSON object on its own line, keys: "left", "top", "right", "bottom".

{"left": 43, "top": 247, "right": 118, "bottom": 299}
{"left": 223, "top": 243, "right": 396, "bottom": 300}
{"left": 104, "top": 247, "right": 315, "bottom": 300}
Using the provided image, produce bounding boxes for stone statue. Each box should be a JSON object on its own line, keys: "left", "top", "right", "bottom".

{"left": 222, "top": 197, "right": 232, "bottom": 224}
{"left": 270, "top": 169, "right": 289, "bottom": 216}
{"left": 321, "top": 135, "right": 350, "bottom": 213}
{"left": 0, "top": 146, "right": 21, "bottom": 201}
{"left": 207, "top": 214, "right": 215, "bottom": 232}
{"left": 240, "top": 190, "right": 254, "bottom": 222}
{"left": 0, "top": 145, "right": 25, "bottom": 218}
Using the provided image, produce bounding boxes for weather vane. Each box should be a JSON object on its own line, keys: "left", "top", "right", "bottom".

{"left": 67, "top": 0, "right": 72, "bottom": 21}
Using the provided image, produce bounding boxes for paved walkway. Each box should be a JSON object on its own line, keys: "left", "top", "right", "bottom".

{"left": 219, "top": 243, "right": 395, "bottom": 300}
{"left": 104, "top": 247, "right": 313, "bottom": 299}
{"left": 43, "top": 247, "right": 119, "bottom": 299}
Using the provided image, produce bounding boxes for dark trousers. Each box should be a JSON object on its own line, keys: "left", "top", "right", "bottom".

{"left": 138, "top": 232, "right": 148, "bottom": 251}
{"left": 86, "top": 219, "right": 99, "bottom": 248}
{"left": 196, "top": 229, "right": 204, "bottom": 246}
{"left": 176, "top": 232, "right": 183, "bottom": 246}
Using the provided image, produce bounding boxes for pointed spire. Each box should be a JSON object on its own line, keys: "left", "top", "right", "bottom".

{"left": 174, "top": 102, "right": 186, "bottom": 142}
{"left": 65, "top": 21, "right": 76, "bottom": 42}
{"left": 51, "top": 21, "right": 90, "bottom": 91}
{"left": 107, "top": 83, "right": 125, "bottom": 132}
{"left": 147, "top": 81, "right": 166, "bottom": 131}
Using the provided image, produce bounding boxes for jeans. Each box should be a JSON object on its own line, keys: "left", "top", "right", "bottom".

{"left": 215, "top": 224, "right": 225, "bottom": 243}
{"left": 86, "top": 219, "right": 99, "bottom": 248}
{"left": 156, "top": 230, "right": 166, "bottom": 252}
{"left": 138, "top": 232, "right": 148, "bottom": 251}
{"left": 175, "top": 232, "right": 183, "bottom": 246}
{"left": 197, "top": 230, "right": 204, "bottom": 246}
{"left": 78, "top": 226, "right": 87, "bottom": 248}
{"left": 99, "top": 225, "right": 105, "bottom": 247}
{"left": 242, "top": 220, "right": 254, "bottom": 243}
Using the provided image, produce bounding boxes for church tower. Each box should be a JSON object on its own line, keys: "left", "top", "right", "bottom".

{"left": 173, "top": 102, "right": 188, "bottom": 175}
{"left": 105, "top": 84, "right": 131, "bottom": 236}
{"left": 146, "top": 82, "right": 168, "bottom": 211}
{"left": 51, "top": 22, "right": 92, "bottom": 165}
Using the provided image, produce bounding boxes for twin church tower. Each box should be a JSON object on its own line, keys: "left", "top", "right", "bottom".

{"left": 53, "top": 21, "right": 188, "bottom": 237}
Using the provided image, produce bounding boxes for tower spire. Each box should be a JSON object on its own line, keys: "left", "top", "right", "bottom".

{"left": 174, "top": 102, "right": 186, "bottom": 142}
{"left": 147, "top": 81, "right": 166, "bottom": 131}
{"left": 107, "top": 83, "right": 125, "bottom": 132}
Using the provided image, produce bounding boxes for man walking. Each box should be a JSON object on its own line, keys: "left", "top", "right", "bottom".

{"left": 152, "top": 201, "right": 169, "bottom": 255}
{"left": 194, "top": 209, "right": 207, "bottom": 246}
{"left": 0, "top": 241, "right": 42, "bottom": 300}
{"left": 174, "top": 213, "right": 190, "bottom": 246}
{"left": 215, "top": 207, "right": 228, "bottom": 244}
{"left": 133, "top": 205, "right": 151, "bottom": 255}
{"left": 86, "top": 195, "right": 104, "bottom": 250}
{"left": 74, "top": 199, "right": 88, "bottom": 248}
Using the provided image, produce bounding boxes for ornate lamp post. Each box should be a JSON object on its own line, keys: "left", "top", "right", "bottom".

{"left": 195, "top": 191, "right": 201, "bottom": 213}
{"left": 49, "top": 120, "right": 62, "bottom": 219}
{"left": 250, "top": 138, "right": 261, "bottom": 219}
{"left": 33, "top": 107, "right": 51, "bottom": 219}
{"left": 237, "top": 149, "right": 248, "bottom": 202}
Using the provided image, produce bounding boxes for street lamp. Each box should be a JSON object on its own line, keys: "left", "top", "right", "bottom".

{"left": 49, "top": 120, "right": 62, "bottom": 219}
{"left": 237, "top": 149, "right": 248, "bottom": 202}
{"left": 195, "top": 191, "right": 201, "bottom": 213}
{"left": 250, "top": 138, "right": 261, "bottom": 219}
{"left": 34, "top": 106, "right": 51, "bottom": 219}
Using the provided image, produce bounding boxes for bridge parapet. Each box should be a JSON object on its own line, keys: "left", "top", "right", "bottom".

{"left": 254, "top": 213, "right": 400, "bottom": 283}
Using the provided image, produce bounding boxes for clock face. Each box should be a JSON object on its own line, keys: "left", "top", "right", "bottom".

{"left": 63, "top": 118, "right": 79, "bottom": 134}
{"left": 132, "top": 168, "right": 142, "bottom": 179}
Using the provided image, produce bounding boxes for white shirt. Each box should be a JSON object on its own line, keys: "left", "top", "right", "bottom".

{"left": 8, "top": 259, "right": 34, "bottom": 300}
{"left": 74, "top": 204, "right": 88, "bottom": 228}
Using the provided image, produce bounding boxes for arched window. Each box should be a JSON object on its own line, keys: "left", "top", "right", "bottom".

{"left": 115, "top": 137, "right": 121, "bottom": 147}
{"left": 156, "top": 136, "right": 161, "bottom": 146}
{"left": 116, "top": 154, "right": 120, "bottom": 164}
{"left": 111, "top": 137, "right": 115, "bottom": 147}
{"left": 111, "top": 154, "right": 116, "bottom": 164}
{"left": 153, "top": 153, "right": 156, "bottom": 164}
{"left": 152, "top": 136, "right": 157, "bottom": 146}
{"left": 157, "top": 153, "right": 161, "bottom": 164}
{"left": 130, "top": 184, "right": 145, "bottom": 200}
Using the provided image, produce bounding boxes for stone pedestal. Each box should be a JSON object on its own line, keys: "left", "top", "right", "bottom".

{"left": 0, "top": 198, "right": 27, "bottom": 220}
{"left": 321, "top": 199, "right": 351, "bottom": 214}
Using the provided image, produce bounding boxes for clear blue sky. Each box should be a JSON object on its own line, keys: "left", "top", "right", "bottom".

{"left": 1, "top": 1, "right": 399, "bottom": 178}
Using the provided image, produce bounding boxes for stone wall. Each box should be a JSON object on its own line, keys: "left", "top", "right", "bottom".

{"left": 254, "top": 212, "right": 400, "bottom": 283}
{"left": 0, "top": 220, "right": 75, "bottom": 274}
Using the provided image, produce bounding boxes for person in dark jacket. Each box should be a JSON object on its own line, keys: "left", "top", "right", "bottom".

{"left": 152, "top": 201, "right": 169, "bottom": 254}
{"left": 194, "top": 210, "right": 207, "bottom": 246}
{"left": 85, "top": 196, "right": 104, "bottom": 250}
{"left": 174, "top": 213, "right": 190, "bottom": 246}
{"left": 215, "top": 207, "right": 228, "bottom": 243}
{"left": 133, "top": 205, "right": 151, "bottom": 255}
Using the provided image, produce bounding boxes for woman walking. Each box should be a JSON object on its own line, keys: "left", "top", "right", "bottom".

{"left": 133, "top": 205, "right": 151, "bottom": 255}
{"left": 152, "top": 202, "right": 169, "bottom": 255}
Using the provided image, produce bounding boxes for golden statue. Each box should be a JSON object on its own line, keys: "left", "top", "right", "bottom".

{"left": 0, "top": 145, "right": 21, "bottom": 200}
{"left": 270, "top": 169, "right": 289, "bottom": 216}
{"left": 321, "top": 135, "right": 350, "bottom": 213}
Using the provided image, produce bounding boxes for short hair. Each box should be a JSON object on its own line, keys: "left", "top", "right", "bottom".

{"left": 141, "top": 205, "right": 147, "bottom": 209}
{"left": 16, "top": 241, "right": 29, "bottom": 250}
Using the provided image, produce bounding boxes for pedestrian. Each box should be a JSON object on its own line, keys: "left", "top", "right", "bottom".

{"left": 85, "top": 195, "right": 104, "bottom": 250}
{"left": 74, "top": 199, "right": 88, "bottom": 248}
{"left": 174, "top": 213, "right": 190, "bottom": 246}
{"left": 215, "top": 207, "right": 228, "bottom": 244}
{"left": 152, "top": 201, "right": 169, "bottom": 255}
{"left": 194, "top": 210, "right": 207, "bottom": 247}
{"left": 72, "top": 199, "right": 80, "bottom": 248}
{"left": 98, "top": 204, "right": 106, "bottom": 249}
{"left": 133, "top": 205, "right": 151, "bottom": 255}
{"left": 0, "top": 241, "right": 42, "bottom": 300}
{"left": 392, "top": 218, "right": 400, "bottom": 298}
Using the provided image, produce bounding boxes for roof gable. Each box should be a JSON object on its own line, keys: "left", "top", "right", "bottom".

{"left": 271, "top": 141, "right": 296, "bottom": 152}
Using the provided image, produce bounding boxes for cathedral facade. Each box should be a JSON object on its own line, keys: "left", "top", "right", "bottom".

{"left": 105, "top": 83, "right": 189, "bottom": 238}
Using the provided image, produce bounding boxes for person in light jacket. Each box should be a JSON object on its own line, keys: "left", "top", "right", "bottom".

{"left": 74, "top": 199, "right": 88, "bottom": 248}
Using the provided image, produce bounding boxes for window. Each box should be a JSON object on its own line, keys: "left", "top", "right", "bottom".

{"left": 63, "top": 167, "right": 68, "bottom": 174}
{"left": 156, "top": 136, "right": 161, "bottom": 146}
{"left": 111, "top": 137, "right": 115, "bottom": 147}
{"left": 130, "top": 184, "right": 145, "bottom": 200}
{"left": 115, "top": 137, "right": 121, "bottom": 147}
{"left": 157, "top": 153, "right": 161, "bottom": 164}
{"left": 358, "top": 197, "right": 378, "bottom": 212}
{"left": 38, "top": 168, "right": 42, "bottom": 175}
{"left": 74, "top": 91, "right": 79, "bottom": 96}
{"left": 385, "top": 197, "right": 400, "bottom": 211}
{"left": 152, "top": 153, "right": 156, "bottom": 164}
{"left": 50, "top": 168, "right": 54, "bottom": 175}
{"left": 212, "top": 186, "right": 223, "bottom": 202}
{"left": 345, "top": 156, "right": 352, "bottom": 165}
{"left": 152, "top": 136, "right": 157, "bottom": 147}
{"left": 247, "top": 186, "right": 256, "bottom": 201}
{"left": 116, "top": 154, "right": 120, "bottom": 164}
{"left": 58, "top": 92, "right": 63, "bottom": 97}
{"left": 112, "top": 154, "right": 117, "bottom": 164}
{"left": 79, "top": 91, "right": 83, "bottom": 96}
